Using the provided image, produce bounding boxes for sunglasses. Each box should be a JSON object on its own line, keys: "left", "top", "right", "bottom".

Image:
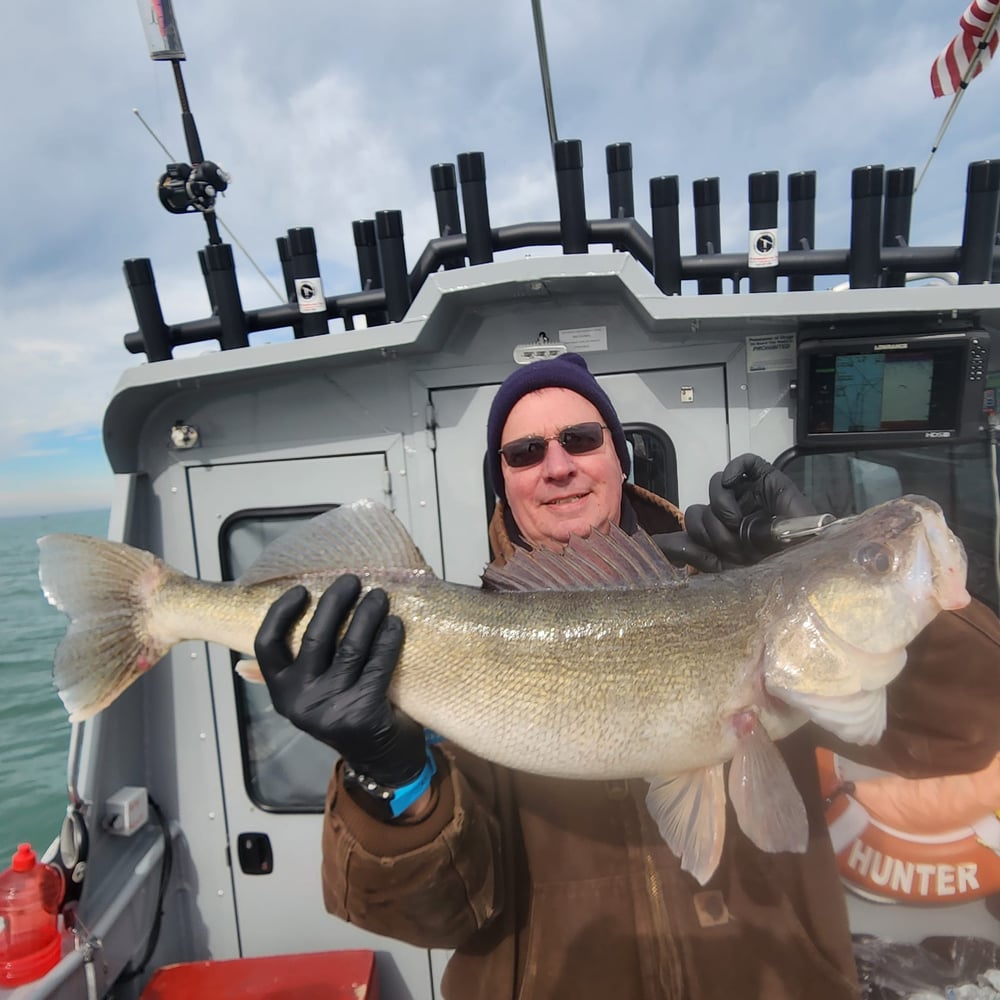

{"left": 499, "top": 422, "right": 609, "bottom": 469}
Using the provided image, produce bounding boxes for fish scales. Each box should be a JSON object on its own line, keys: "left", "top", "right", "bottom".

{"left": 38, "top": 494, "right": 971, "bottom": 884}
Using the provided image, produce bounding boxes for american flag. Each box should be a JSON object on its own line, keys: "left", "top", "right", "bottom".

{"left": 930, "top": 0, "right": 1000, "bottom": 97}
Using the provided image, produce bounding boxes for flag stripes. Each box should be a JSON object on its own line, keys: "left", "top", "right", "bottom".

{"left": 930, "top": 0, "right": 1000, "bottom": 96}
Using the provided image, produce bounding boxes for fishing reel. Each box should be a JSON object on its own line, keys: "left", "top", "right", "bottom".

{"left": 157, "top": 159, "right": 230, "bottom": 215}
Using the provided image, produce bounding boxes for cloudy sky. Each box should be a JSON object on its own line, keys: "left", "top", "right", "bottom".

{"left": 1, "top": 1, "right": 996, "bottom": 516}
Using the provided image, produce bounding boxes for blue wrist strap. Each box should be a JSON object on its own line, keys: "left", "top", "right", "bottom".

{"left": 386, "top": 745, "right": 438, "bottom": 818}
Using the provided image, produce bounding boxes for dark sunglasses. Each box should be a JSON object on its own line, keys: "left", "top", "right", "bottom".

{"left": 499, "top": 422, "right": 609, "bottom": 469}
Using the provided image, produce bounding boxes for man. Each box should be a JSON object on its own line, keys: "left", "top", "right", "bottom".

{"left": 256, "top": 353, "right": 1000, "bottom": 999}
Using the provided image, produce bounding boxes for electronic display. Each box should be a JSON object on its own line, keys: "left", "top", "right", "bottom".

{"left": 796, "top": 330, "right": 989, "bottom": 447}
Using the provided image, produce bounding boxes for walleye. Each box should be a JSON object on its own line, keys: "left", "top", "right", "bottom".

{"left": 38, "top": 495, "right": 969, "bottom": 884}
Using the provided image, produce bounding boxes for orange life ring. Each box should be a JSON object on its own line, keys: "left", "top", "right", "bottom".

{"left": 815, "top": 748, "right": 1000, "bottom": 904}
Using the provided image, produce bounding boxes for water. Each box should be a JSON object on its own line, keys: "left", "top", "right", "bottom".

{"left": 0, "top": 510, "right": 109, "bottom": 868}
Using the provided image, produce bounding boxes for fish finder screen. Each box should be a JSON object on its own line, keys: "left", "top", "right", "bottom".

{"left": 803, "top": 344, "right": 966, "bottom": 437}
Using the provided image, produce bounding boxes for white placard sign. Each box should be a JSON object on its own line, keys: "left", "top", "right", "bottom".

{"left": 558, "top": 326, "right": 608, "bottom": 352}
{"left": 746, "top": 333, "right": 796, "bottom": 372}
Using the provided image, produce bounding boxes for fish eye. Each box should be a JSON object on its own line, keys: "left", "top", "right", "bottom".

{"left": 856, "top": 542, "right": 894, "bottom": 575}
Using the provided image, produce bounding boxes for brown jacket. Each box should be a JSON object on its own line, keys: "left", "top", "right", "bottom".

{"left": 321, "top": 486, "right": 1000, "bottom": 999}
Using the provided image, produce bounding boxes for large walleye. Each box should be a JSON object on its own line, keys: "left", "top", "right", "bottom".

{"left": 38, "top": 495, "right": 969, "bottom": 884}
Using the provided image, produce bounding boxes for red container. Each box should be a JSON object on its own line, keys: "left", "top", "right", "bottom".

{"left": 0, "top": 844, "right": 63, "bottom": 986}
{"left": 141, "top": 949, "right": 379, "bottom": 999}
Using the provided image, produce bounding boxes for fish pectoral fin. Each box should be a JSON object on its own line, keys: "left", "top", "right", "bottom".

{"left": 728, "top": 724, "right": 808, "bottom": 855}
{"left": 235, "top": 659, "right": 266, "bottom": 684}
{"left": 645, "top": 765, "right": 726, "bottom": 886}
{"left": 773, "top": 684, "right": 887, "bottom": 746}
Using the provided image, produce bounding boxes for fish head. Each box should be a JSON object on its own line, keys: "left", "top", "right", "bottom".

{"left": 762, "top": 494, "right": 969, "bottom": 707}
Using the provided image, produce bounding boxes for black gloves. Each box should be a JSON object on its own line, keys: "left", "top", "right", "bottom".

{"left": 656, "top": 453, "right": 817, "bottom": 573}
{"left": 254, "top": 575, "right": 427, "bottom": 789}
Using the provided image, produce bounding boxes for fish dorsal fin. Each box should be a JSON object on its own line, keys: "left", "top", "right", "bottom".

{"left": 482, "top": 523, "right": 684, "bottom": 593}
{"left": 238, "top": 499, "right": 434, "bottom": 586}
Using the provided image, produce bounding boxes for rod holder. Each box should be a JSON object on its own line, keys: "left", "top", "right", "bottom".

{"left": 124, "top": 258, "right": 171, "bottom": 362}
{"left": 882, "top": 167, "right": 915, "bottom": 288}
{"left": 458, "top": 152, "right": 493, "bottom": 265}
{"left": 748, "top": 170, "right": 779, "bottom": 293}
{"left": 353, "top": 219, "right": 388, "bottom": 326}
{"left": 554, "top": 139, "right": 588, "bottom": 254}
{"left": 606, "top": 143, "right": 634, "bottom": 252}
{"left": 376, "top": 210, "right": 411, "bottom": 322}
{"left": 787, "top": 171, "right": 816, "bottom": 291}
{"left": 693, "top": 177, "right": 723, "bottom": 295}
{"left": 650, "top": 175, "right": 681, "bottom": 295}
{"left": 286, "top": 227, "right": 328, "bottom": 337}
{"left": 849, "top": 164, "right": 884, "bottom": 289}
{"left": 276, "top": 236, "right": 304, "bottom": 337}
{"left": 959, "top": 159, "right": 1000, "bottom": 284}
{"left": 431, "top": 163, "right": 464, "bottom": 270}
{"left": 202, "top": 243, "right": 248, "bottom": 350}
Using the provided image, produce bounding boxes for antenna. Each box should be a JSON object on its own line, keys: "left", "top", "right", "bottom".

{"left": 136, "top": 0, "right": 228, "bottom": 244}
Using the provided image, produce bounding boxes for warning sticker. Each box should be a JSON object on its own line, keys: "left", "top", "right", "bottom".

{"left": 295, "top": 277, "right": 326, "bottom": 314}
{"left": 748, "top": 229, "right": 779, "bottom": 269}
{"left": 746, "top": 333, "right": 796, "bottom": 372}
{"left": 559, "top": 326, "right": 608, "bottom": 352}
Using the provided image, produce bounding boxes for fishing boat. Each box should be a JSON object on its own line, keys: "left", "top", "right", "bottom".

{"left": 5, "top": 3, "right": 1000, "bottom": 997}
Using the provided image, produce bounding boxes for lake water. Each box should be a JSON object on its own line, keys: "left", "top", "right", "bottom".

{"left": 0, "top": 509, "right": 109, "bottom": 867}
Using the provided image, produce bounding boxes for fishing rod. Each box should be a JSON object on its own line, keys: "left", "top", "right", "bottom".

{"left": 136, "top": 0, "right": 226, "bottom": 244}
{"left": 531, "top": 0, "right": 559, "bottom": 153}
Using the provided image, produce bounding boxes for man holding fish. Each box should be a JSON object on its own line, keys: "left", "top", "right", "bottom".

{"left": 254, "top": 353, "right": 1000, "bottom": 1000}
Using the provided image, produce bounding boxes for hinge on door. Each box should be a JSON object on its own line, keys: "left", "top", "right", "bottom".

{"left": 425, "top": 402, "right": 437, "bottom": 452}
{"left": 382, "top": 467, "right": 392, "bottom": 502}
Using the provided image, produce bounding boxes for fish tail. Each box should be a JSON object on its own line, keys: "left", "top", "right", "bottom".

{"left": 38, "top": 533, "right": 178, "bottom": 722}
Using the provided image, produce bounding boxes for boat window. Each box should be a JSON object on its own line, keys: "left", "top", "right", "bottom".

{"left": 778, "top": 442, "right": 998, "bottom": 614}
{"left": 221, "top": 507, "right": 337, "bottom": 812}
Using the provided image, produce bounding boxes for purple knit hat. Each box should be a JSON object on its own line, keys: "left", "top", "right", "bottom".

{"left": 486, "top": 353, "right": 630, "bottom": 503}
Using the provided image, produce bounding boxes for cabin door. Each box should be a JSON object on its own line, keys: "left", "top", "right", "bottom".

{"left": 185, "top": 449, "right": 437, "bottom": 997}
{"left": 431, "top": 364, "right": 729, "bottom": 585}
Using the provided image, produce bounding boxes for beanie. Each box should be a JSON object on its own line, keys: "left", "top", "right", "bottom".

{"left": 486, "top": 353, "right": 630, "bottom": 503}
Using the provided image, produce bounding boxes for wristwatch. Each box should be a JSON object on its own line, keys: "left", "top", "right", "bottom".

{"left": 342, "top": 746, "right": 438, "bottom": 819}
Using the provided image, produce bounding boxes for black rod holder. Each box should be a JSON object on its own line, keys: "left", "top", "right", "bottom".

{"left": 650, "top": 175, "right": 681, "bottom": 295}
{"left": 275, "top": 236, "right": 304, "bottom": 338}
{"left": 286, "top": 227, "right": 329, "bottom": 337}
{"left": 606, "top": 143, "right": 634, "bottom": 252}
{"left": 458, "top": 151, "right": 493, "bottom": 265}
{"left": 748, "top": 170, "right": 779, "bottom": 293}
{"left": 693, "top": 177, "right": 723, "bottom": 295}
{"left": 882, "top": 167, "right": 915, "bottom": 288}
{"left": 376, "top": 210, "right": 411, "bottom": 322}
{"left": 431, "top": 163, "right": 464, "bottom": 270}
{"left": 202, "top": 243, "right": 248, "bottom": 350}
{"left": 554, "top": 139, "right": 588, "bottom": 254}
{"left": 353, "top": 219, "right": 388, "bottom": 327}
{"left": 787, "top": 171, "right": 816, "bottom": 292}
{"left": 849, "top": 164, "right": 884, "bottom": 289}
{"left": 197, "top": 249, "right": 217, "bottom": 312}
{"left": 124, "top": 258, "right": 172, "bottom": 362}
{"left": 959, "top": 159, "right": 1000, "bottom": 284}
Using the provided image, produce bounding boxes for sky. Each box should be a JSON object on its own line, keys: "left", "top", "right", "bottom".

{"left": 1, "top": 1, "right": 998, "bottom": 516}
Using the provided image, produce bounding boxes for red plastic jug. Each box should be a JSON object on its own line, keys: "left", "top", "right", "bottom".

{"left": 0, "top": 843, "right": 63, "bottom": 986}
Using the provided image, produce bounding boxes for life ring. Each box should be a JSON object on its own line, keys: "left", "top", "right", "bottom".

{"left": 815, "top": 748, "right": 1000, "bottom": 904}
